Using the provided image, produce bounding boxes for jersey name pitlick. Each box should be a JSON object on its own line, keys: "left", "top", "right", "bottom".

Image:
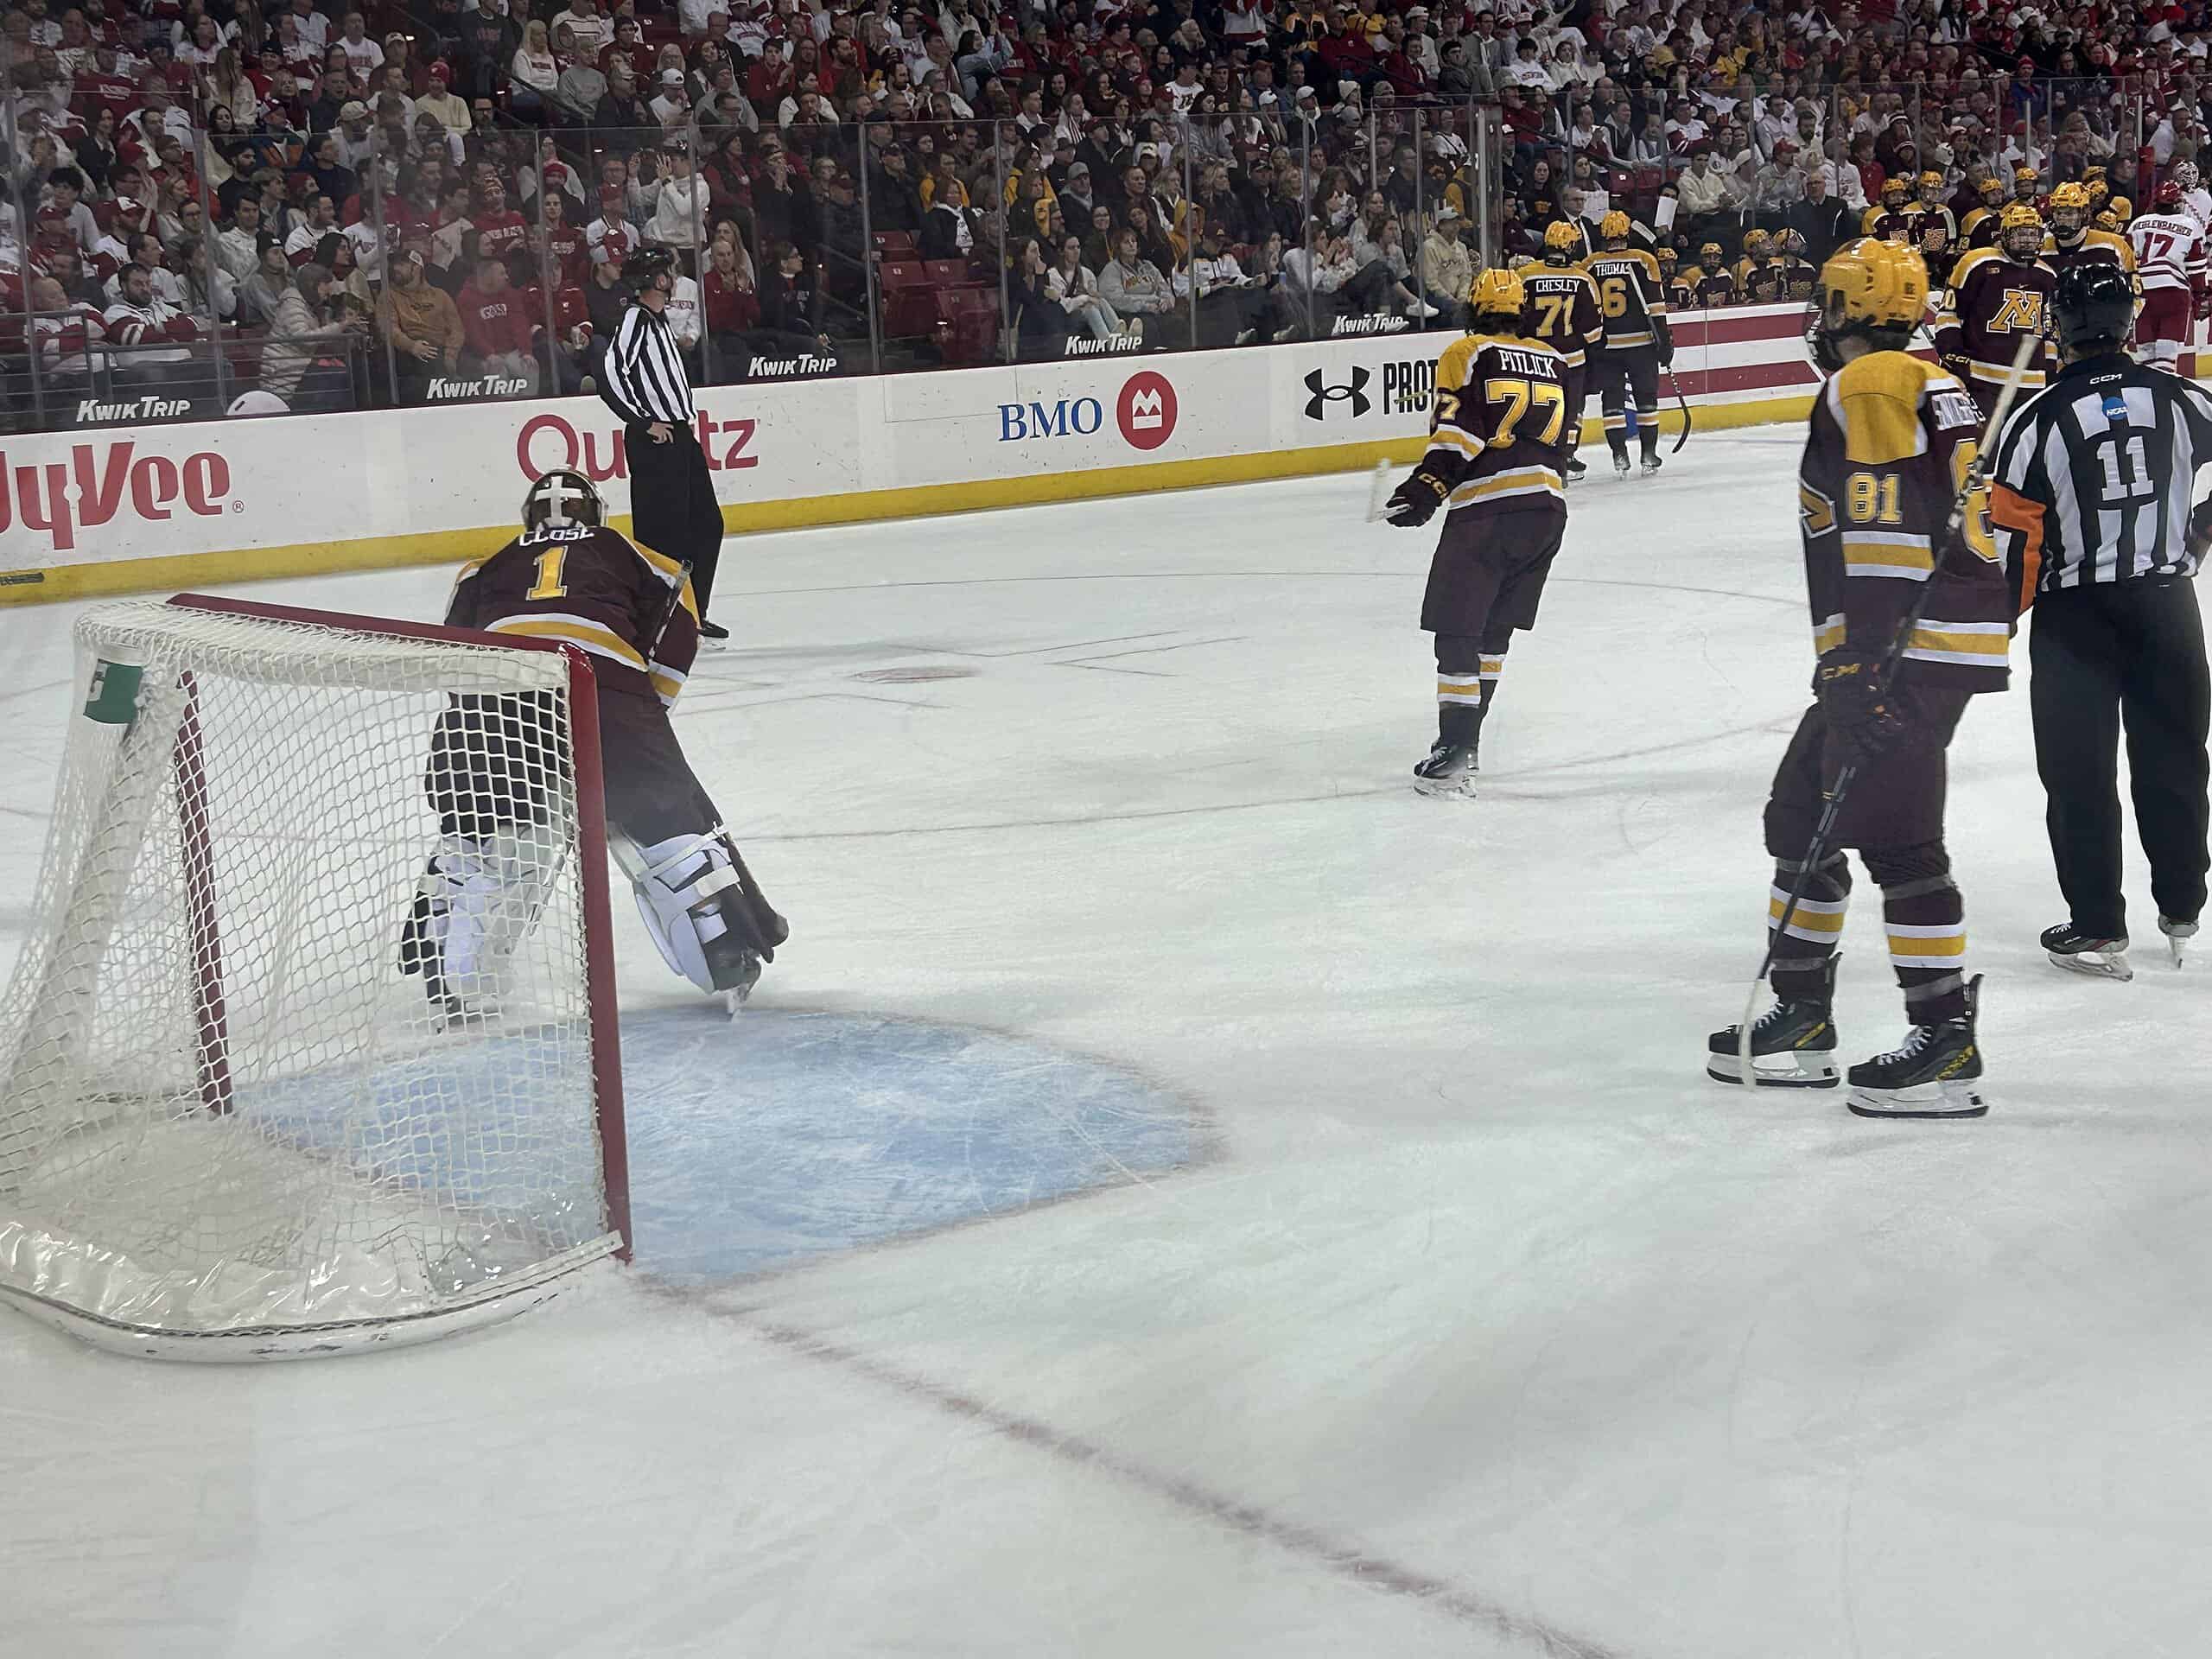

{"left": 1486, "top": 347, "right": 1559, "bottom": 378}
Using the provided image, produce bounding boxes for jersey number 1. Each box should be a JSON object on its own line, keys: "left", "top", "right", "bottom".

{"left": 527, "top": 548, "right": 569, "bottom": 601}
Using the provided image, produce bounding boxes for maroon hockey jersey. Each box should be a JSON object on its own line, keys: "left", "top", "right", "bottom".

{"left": 445, "top": 522, "right": 699, "bottom": 707}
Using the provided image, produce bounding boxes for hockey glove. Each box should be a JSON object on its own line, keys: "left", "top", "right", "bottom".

{"left": 1651, "top": 315, "right": 1674, "bottom": 369}
{"left": 1814, "top": 648, "right": 1914, "bottom": 766}
{"left": 1385, "top": 467, "right": 1451, "bottom": 528}
{"left": 1939, "top": 351, "right": 1974, "bottom": 381}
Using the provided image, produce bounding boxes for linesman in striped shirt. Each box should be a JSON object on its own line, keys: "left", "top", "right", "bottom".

{"left": 1990, "top": 261, "right": 2212, "bottom": 979}
{"left": 598, "top": 245, "right": 730, "bottom": 641}
{"left": 1708, "top": 238, "right": 2012, "bottom": 1119}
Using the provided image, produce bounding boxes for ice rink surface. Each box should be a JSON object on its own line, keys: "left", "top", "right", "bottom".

{"left": 7, "top": 435, "right": 2212, "bottom": 1659}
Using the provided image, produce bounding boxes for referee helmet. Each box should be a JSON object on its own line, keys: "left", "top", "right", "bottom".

{"left": 2050, "top": 261, "right": 2136, "bottom": 357}
{"left": 626, "top": 245, "right": 677, "bottom": 292}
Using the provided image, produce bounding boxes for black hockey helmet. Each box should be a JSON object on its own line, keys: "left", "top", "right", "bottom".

{"left": 2050, "top": 261, "right": 2135, "bottom": 356}
{"left": 626, "top": 245, "right": 677, "bottom": 290}
{"left": 522, "top": 468, "right": 605, "bottom": 529}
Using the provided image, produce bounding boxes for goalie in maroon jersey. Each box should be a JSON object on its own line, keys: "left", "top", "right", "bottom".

{"left": 400, "top": 469, "right": 787, "bottom": 1018}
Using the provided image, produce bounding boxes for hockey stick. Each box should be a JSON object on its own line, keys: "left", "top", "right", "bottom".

{"left": 1365, "top": 459, "right": 1395, "bottom": 523}
{"left": 1662, "top": 365, "right": 1694, "bottom": 453}
{"left": 1735, "top": 325, "right": 2040, "bottom": 1090}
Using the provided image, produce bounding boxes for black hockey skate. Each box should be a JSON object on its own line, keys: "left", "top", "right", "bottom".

{"left": 1563, "top": 454, "right": 1588, "bottom": 484}
{"left": 1640, "top": 451, "right": 1663, "bottom": 477}
{"left": 1412, "top": 741, "right": 1478, "bottom": 799}
{"left": 1707, "top": 956, "right": 1840, "bottom": 1088}
{"left": 2041, "top": 921, "right": 2132, "bottom": 982}
{"left": 2160, "top": 913, "right": 2197, "bottom": 968}
{"left": 1611, "top": 450, "right": 1631, "bottom": 479}
{"left": 1846, "top": 975, "right": 1987, "bottom": 1119}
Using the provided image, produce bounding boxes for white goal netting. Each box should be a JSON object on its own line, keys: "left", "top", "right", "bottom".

{"left": 0, "top": 600, "right": 624, "bottom": 1359}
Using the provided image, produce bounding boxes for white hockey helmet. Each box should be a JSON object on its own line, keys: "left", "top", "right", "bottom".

{"left": 522, "top": 468, "right": 605, "bottom": 530}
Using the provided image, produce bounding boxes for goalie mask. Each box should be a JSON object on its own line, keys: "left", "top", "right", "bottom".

{"left": 522, "top": 468, "right": 605, "bottom": 531}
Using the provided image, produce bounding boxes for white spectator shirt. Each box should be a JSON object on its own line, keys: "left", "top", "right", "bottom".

{"left": 101, "top": 292, "right": 194, "bottom": 361}
{"left": 293, "top": 8, "right": 331, "bottom": 52}
{"left": 585, "top": 216, "right": 638, "bottom": 264}
{"left": 338, "top": 35, "right": 385, "bottom": 77}
{"left": 35, "top": 301, "right": 107, "bottom": 373}
{"left": 2131, "top": 210, "right": 2207, "bottom": 293}
{"left": 664, "top": 272, "right": 702, "bottom": 346}
{"left": 284, "top": 219, "right": 336, "bottom": 263}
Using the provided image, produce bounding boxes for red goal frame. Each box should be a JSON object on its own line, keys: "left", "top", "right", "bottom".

{"left": 164, "top": 593, "right": 632, "bottom": 1262}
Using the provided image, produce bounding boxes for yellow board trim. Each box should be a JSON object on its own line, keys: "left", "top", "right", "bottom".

{"left": 0, "top": 404, "right": 1814, "bottom": 607}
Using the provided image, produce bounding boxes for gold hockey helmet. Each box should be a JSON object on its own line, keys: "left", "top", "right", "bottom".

{"left": 1542, "top": 219, "right": 1581, "bottom": 256}
{"left": 1978, "top": 175, "right": 2005, "bottom": 201}
{"left": 1599, "top": 209, "right": 1630, "bottom": 244}
{"left": 1881, "top": 175, "right": 1910, "bottom": 206}
{"left": 2107, "top": 194, "right": 2132, "bottom": 223}
{"left": 2049, "top": 180, "right": 2092, "bottom": 236}
{"left": 1918, "top": 168, "right": 1945, "bottom": 190}
{"left": 1999, "top": 201, "right": 2044, "bottom": 257}
{"left": 1656, "top": 245, "right": 1678, "bottom": 266}
{"left": 1808, "top": 236, "right": 1929, "bottom": 372}
{"left": 1743, "top": 228, "right": 1770, "bottom": 254}
{"left": 1471, "top": 264, "right": 1528, "bottom": 319}
{"left": 1699, "top": 239, "right": 1724, "bottom": 264}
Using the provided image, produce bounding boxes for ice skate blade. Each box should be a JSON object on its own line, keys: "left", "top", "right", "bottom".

{"left": 1411, "top": 775, "right": 1478, "bottom": 800}
{"left": 1847, "top": 1080, "right": 1988, "bottom": 1119}
{"left": 1706, "top": 1050, "right": 1840, "bottom": 1088}
{"left": 2047, "top": 947, "right": 2133, "bottom": 982}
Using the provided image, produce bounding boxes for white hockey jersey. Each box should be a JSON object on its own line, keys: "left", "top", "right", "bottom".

{"left": 2130, "top": 210, "right": 2208, "bottom": 294}
{"left": 2179, "top": 185, "right": 2212, "bottom": 232}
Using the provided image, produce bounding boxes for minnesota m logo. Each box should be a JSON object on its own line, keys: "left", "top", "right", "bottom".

{"left": 1988, "top": 289, "right": 2045, "bottom": 333}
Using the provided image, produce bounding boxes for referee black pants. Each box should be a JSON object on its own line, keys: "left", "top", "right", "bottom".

{"left": 2030, "top": 580, "right": 2212, "bottom": 938}
{"left": 626, "top": 425, "right": 725, "bottom": 614}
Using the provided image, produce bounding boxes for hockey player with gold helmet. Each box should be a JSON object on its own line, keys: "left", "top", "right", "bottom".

{"left": 1711, "top": 236, "right": 2012, "bottom": 1117}
{"left": 1521, "top": 219, "right": 1607, "bottom": 480}
{"left": 2043, "top": 181, "right": 2137, "bottom": 278}
{"left": 1694, "top": 238, "right": 1738, "bottom": 307}
{"left": 1934, "top": 203, "right": 2058, "bottom": 423}
{"left": 1384, "top": 265, "right": 1576, "bottom": 798}
{"left": 1582, "top": 208, "right": 1673, "bottom": 476}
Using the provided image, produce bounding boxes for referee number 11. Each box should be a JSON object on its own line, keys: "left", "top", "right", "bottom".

{"left": 2099, "top": 434, "right": 2154, "bottom": 504}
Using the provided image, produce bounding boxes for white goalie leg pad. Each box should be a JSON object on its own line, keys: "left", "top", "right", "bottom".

{"left": 421, "top": 823, "right": 562, "bottom": 998}
{"left": 626, "top": 830, "right": 754, "bottom": 995}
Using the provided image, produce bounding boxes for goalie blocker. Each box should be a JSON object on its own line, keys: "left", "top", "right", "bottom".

{"left": 402, "top": 469, "right": 786, "bottom": 1014}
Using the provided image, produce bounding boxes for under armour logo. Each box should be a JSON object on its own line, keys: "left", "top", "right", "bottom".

{"left": 1304, "top": 366, "right": 1371, "bottom": 420}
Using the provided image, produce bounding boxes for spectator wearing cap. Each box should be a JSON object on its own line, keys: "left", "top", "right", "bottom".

{"left": 596, "top": 56, "right": 652, "bottom": 137}
{"left": 240, "top": 237, "right": 294, "bottom": 328}
{"left": 415, "top": 61, "right": 470, "bottom": 134}
{"left": 649, "top": 67, "right": 691, "bottom": 129}
{"left": 1420, "top": 202, "right": 1473, "bottom": 324}
{"left": 869, "top": 144, "right": 926, "bottom": 236}
{"left": 378, "top": 237, "right": 466, "bottom": 400}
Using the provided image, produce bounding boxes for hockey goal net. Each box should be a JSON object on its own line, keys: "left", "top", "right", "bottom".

{"left": 0, "top": 594, "right": 629, "bottom": 1360}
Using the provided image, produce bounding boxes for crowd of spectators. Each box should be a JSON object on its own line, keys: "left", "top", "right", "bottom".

{"left": 1, "top": 0, "right": 2208, "bottom": 424}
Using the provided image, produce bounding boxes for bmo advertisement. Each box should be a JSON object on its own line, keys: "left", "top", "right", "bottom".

{"left": 1, "top": 309, "right": 1838, "bottom": 601}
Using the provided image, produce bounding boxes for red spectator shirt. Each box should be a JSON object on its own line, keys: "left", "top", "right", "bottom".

{"left": 78, "top": 67, "right": 140, "bottom": 120}
{"left": 473, "top": 207, "right": 530, "bottom": 265}
{"left": 456, "top": 281, "right": 537, "bottom": 354}
{"left": 543, "top": 222, "right": 590, "bottom": 286}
